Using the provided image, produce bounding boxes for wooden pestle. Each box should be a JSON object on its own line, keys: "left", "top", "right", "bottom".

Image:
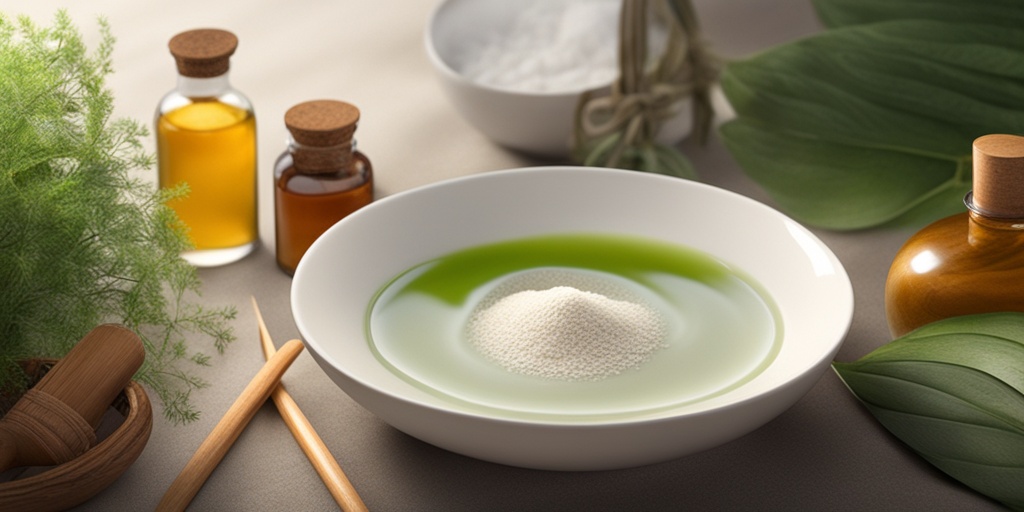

{"left": 0, "top": 324, "right": 145, "bottom": 471}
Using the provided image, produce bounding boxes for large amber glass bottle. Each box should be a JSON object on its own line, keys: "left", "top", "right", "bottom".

{"left": 274, "top": 100, "right": 373, "bottom": 275}
{"left": 885, "top": 134, "right": 1024, "bottom": 337}
{"left": 156, "top": 29, "right": 258, "bottom": 267}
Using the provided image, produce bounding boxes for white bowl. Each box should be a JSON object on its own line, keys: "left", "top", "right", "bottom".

{"left": 425, "top": 0, "right": 692, "bottom": 157}
{"left": 292, "top": 167, "right": 853, "bottom": 471}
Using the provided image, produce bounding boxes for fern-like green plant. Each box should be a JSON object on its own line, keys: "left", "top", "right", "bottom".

{"left": 0, "top": 11, "right": 235, "bottom": 424}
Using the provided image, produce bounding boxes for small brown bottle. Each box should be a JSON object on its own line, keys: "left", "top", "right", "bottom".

{"left": 885, "top": 134, "right": 1024, "bottom": 337}
{"left": 274, "top": 100, "right": 373, "bottom": 275}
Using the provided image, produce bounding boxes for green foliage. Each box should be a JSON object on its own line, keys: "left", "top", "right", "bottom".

{"left": 0, "top": 11, "right": 235, "bottom": 424}
{"left": 813, "top": 0, "right": 1024, "bottom": 29}
{"left": 834, "top": 313, "right": 1024, "bottom": 511}
{"left": 720, "top": 0, "right": 1024, "bottom": 230}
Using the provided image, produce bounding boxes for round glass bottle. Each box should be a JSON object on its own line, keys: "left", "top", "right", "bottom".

{"left": 156, "top": 28, "right": 258, "bottom": 267}
{"left": 274, "top": 100, "right": 374, "bottom": 276}
{"left": 885, "top": 134, "right": 1024, "bottom": 337}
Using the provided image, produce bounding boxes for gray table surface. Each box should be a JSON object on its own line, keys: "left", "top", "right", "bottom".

{"left": 0, "top": 0, "right": 1004, "bottom": 509}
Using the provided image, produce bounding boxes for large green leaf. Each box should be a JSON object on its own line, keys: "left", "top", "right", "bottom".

{"left": 720, "top": 19, "right": 1024, "bottom": 230}
{"left": 834, "top": 312, "right": 1024, "bottom": 510}
{"left": 813, "top": 0, "right": 1024, "bottom": 29}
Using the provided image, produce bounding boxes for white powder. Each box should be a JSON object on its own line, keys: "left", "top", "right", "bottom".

{"left": 466, "top": 269, "right": 668, "bottom": 380}
{"left": 459, "top": 0, "right": 621, "bottom": 93}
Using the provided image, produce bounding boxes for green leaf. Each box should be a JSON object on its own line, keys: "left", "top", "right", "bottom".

{"left": 720, "top": 19, "right": 1024, "bottom": 230}
{"left": 721, "top": 119, "right": 968, "bottom": 229}
{"left": 813, "top": 0, "right": 1024, "bottom": 29}
{"left": 833, "top": 312, "right": 1024, "bottom": 510}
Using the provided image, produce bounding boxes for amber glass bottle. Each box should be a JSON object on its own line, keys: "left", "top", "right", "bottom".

{"left": 885, "top": 134, "right": 1024, "bottom": 337}
{"left": 156, "top": 29, "right": 258, "bottom": 267}
{"left": 274, "top": 100, "right": 373, "bottom": 275}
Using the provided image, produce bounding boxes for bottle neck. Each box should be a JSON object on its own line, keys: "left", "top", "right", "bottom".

{"left": 965, "top": 191, "right": 1024, "bottom": 245}
{"left": 176, "top": 73, "right": 231, "bottom": 98}
{"left": 289, "top": 136, "right": 356, "bottom": 175}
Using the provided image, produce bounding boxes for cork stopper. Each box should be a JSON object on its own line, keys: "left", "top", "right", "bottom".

{"left": 972, "top": 134, "right": 1024, "bottom": 218}
{"left": 285, "top": 100, "right": 360, "bottom": 174}
{"left": 168, "top": 29, "right": 238, "bottom": 78}
{"left": 285, "top": 100, "right": 360, "bottom": 147}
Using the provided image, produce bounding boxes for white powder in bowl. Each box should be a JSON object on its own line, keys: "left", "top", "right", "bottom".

{"left": 466, "top": 268, "right": 668, "bottom": 380}
{"left": 458, "top": 0, "right": 621, "bottom": 93}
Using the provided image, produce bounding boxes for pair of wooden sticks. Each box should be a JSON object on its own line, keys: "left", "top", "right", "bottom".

{"left": 157, "top": 298, "right": 367, "bottom": 511}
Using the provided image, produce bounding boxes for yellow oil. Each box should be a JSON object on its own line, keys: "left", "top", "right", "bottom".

{"left": 157, "top": 100, "right": 257, "bottom": 251}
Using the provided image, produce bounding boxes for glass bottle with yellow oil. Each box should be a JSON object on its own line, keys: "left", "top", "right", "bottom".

{"left": 156, "top": 28, "right": 258, "bottom": 267}
{"left": 885, "top": 134, "right": 1024, "bottom": 337}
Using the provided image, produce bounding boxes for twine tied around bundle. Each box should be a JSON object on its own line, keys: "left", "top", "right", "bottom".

{"left": 573, "top": 0, "right": 719, "bottom": 178}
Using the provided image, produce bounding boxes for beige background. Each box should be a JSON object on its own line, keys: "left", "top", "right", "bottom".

{"left": 0, "top": 0, "right": 1003, "bottom": 510}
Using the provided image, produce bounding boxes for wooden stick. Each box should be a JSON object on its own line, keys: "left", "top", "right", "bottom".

{"left": 157, "top": 338, "right": 304, "bottom": 512}
{"left": 251, "top": 297, "right": 368, "bottom": 512}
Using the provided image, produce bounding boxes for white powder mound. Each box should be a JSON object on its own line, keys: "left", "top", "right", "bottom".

{"left": 459, "top": 0, "right": 621, "bottom": 93}
{"left": 466, "top": 269, "right": 668, "bottom": 380}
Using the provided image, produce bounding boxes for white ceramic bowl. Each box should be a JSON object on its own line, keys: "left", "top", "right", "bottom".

{"left": 425, "top": 0, "right": 692, "bottom": 157}
{"left": 292, "top": 167, "right": 853, "bottom": 471}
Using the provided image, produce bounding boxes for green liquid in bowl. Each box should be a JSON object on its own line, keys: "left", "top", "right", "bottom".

{"left": 367, "top": 233, "right": 782, "bottom": 422}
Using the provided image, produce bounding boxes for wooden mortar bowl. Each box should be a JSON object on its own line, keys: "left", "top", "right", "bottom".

{"left": 0, "top": 359, "right": 153, "bottom": 511}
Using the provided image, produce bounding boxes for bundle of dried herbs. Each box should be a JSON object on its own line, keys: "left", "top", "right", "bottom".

{"left": 573, "top": 0, "right": 718, "bottom": 179}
